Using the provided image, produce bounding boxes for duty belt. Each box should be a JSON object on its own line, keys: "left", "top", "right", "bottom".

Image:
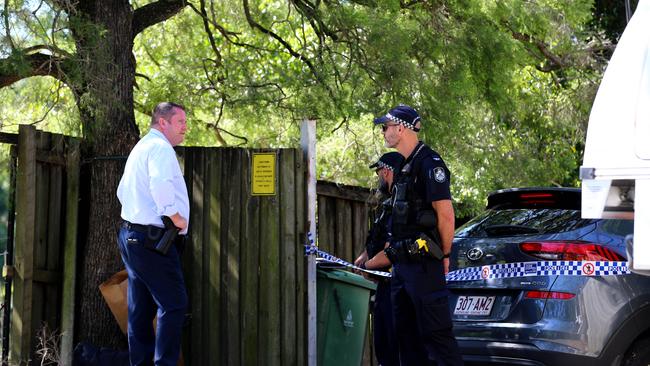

{"left": 386, "top": 238, "right": 419, "bottom": 263}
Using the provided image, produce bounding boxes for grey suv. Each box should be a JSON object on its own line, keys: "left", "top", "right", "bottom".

{"left": 448, "top": 187, "right": 650, "bottom": 366}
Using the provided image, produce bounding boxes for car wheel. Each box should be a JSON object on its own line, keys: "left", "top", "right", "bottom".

{"left": 622, "top": 336, "right": 650, "bottom": 366}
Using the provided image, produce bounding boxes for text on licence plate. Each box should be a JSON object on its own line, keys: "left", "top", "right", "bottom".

{"left": 454, "top": 296, "right": 495, "bottom": 316}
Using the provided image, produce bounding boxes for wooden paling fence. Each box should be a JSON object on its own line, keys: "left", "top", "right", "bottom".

{"left": 2, "top": 126, "right": 381, "bottom": 365}
{"left": 6, "top": 125, "right": 80, "bottom": 363}
{"left": 179, "top": 147, "right": 307, "bottom": 366}
{"left": 316, "top": 180, "right": 378, "bottom": 365}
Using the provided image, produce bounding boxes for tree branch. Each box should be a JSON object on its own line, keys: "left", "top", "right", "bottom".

{"left": 22, "top": 44, "right": 73, "bottom": 58}
{"left": 187, "top": 2, "right": 272, "bottom": 52}
{"left": 0, "top": 51, "right": 68, "bottom": 87}
{"left": 242, "top": 0, "right": 316, "bottom": 74}
{"left": 197, "top": 0, "right": 222, "bottom": 67}
{"left": 242, "top": 0, "right": 336, "bottom": 100}
{"left": 290, "top": 0, "right": 337, "bottom": 41}
{"left": 132, "top": 0, "right": 188, "bottom": 37}
{"left": 4, "top": 0, "right": 15, "bottom": 51}
{"left": 510, "top": 30, "right": 567, "bottom": 72}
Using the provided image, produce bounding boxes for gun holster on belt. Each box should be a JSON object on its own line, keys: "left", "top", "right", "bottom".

{"left": 415, "top": 233, "right": 444, "bottom": 260}
{"left": 385, "top": 234, "right": 444, "bottom": 263}
{"left": 153, "top": 216, "right": 180, "bottom": 255}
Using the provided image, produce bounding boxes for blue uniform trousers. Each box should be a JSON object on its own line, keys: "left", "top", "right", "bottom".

{"left": 117, "top": 227, "right": 188, "bottom": 366}
{"left": 373, "top": 279, "right": 400, "bottom": 366}
{"left": 392, "top": 259, "right": 463, "bottom": 366}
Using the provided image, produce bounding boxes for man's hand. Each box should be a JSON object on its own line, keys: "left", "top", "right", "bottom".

{"left": 354, "top": 251, "right": 368, "bottom": 268}
{"left": 169, "top": 213, "right": 188, "bottom": 230}
{"left": 366, "top": 251, "right": 391, "bottom": 270}
{"left": 353, "top": 251, "right": 368, "bottom": 275}
{"left": 443, "top": 257, "right": 450, "bottom": 275}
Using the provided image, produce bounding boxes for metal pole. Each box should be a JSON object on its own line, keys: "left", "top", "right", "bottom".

{"left": 625, "top": 0, "right": 632, "bottom": 23}
{"left": 300, "top": 119, "right": 317, "bottom": 366}
{"left": 2, "top": 146, "right": 17, "bottom": 365}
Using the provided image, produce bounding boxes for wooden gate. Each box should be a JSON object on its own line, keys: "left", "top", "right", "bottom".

{"left": 7, "top": 125, "right": 80, "bottom": 364}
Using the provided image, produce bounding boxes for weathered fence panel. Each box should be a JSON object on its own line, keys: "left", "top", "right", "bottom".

{"left": 316, "top": 180, "right": 378, "bottom": 366}
{"left": 10, "top": 125, "right": 79, "bottom": 364}
{"left": 316, "top": 181, "right": 375, "bottom": 261}
{"left": 180, "top": 147, "right": 308, "bottom": 366}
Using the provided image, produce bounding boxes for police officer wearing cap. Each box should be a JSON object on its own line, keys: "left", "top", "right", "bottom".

{"left": 354, "top": 152, "right": 403, "bottom": 366}
{"left": 365, "top": 105, "right": 463, "bottom": 366}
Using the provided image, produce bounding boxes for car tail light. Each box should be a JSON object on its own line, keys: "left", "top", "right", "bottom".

{"left": 525, "top": 291, "right": 575, "bottom": 300}
{"left": 519, "top": 193, "right": 553, "bottom": 198}
{"left": 519, "top": 241, "right": 626, "bottom": 261}
{"left": 519, "top": 192, "right": 555, "bottom": 205}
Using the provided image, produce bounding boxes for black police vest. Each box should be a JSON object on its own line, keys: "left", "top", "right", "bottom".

{"left": 365, "top": 199, "right": 391, "bottom": 258}
{"left": 390, "top": 144, "right": 440, "bottom": 242}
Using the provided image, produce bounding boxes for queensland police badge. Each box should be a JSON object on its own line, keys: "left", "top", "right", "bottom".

{"left": 433, "top": 167, "right": 446, "bottom": 183}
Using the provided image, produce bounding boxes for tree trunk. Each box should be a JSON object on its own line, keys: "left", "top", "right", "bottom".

{"left": 72, "top": 1, "right": 140, "bottom": 348}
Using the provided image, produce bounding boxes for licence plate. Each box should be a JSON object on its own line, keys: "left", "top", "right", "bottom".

{"left": 453, "top": 296, "right": 495, "bottom": 316}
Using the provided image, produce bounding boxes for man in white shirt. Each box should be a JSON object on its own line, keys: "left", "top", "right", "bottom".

{"left": 116, "top": 102, "right": 189, "bottom": 366}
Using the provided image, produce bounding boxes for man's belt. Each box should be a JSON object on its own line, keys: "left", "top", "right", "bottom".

{"left": 121, "top": 220, "right": 165, "bottom": 238}
{"left": 121, "top": 221, "right": 187, "bottom": 239}
{"left": 122, "top": 220, "right": 186, "bottom": 255}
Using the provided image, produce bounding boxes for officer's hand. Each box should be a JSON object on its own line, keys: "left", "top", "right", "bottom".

{"left": 354, "top": 252, "right": 368, "bottom": 268}
{"left": 443, "top": 257, "right": 450, "bottom": 275}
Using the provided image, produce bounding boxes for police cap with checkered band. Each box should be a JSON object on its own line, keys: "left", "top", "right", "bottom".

{"left": 373, "top": 104, "right": 421, "bottom": 132}
{"left": 369, "top": 152, "right": 404, "bottom": 171}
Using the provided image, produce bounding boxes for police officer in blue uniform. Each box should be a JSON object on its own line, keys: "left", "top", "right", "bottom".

{"left": 366, "top": 104, "right": 463, "bottom": 366}
{"left": 354, "top": 152, "right": 403, "bottom": 366}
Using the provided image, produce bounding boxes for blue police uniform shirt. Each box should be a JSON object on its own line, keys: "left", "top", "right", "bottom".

{"left": 412, "top": 144, "right": 452, "bottom": 204}
{"left": 366, "top": 202, "right": 392, "bottom": 258}
{"left": 390, "top": 141, "right": 451, "bottom": 240}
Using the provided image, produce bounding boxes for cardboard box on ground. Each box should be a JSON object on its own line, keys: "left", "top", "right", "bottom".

{"left": 99, "top": 270, "right": 185, "bottom": 366}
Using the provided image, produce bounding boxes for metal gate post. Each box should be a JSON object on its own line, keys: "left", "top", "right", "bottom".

{"left": 301, "top": 119, "right": 317, "bottom": 366}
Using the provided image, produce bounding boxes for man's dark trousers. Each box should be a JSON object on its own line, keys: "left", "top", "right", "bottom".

{"left": 117, "top": 227, "right": 188, "bottom": 366}
{"left": 392, "top": 259, "right": 463, "bottom": 366}
{"left": 373, "top": 280, "right": 400, "bottom": 366}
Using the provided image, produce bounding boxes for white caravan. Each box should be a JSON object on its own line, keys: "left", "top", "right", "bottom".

{"left": 580, "top": 0, "right": 650, "bottom": 272}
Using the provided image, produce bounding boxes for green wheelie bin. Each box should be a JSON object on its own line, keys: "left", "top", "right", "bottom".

{"left": 317, "top": 268, "right": 377, "bottom": 366}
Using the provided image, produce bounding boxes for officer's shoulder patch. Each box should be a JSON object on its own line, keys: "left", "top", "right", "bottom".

{"left": 433, "top": 167, "right": 446, "bottom": 183}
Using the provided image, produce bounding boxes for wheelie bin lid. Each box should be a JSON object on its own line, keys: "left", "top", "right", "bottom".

{"left": 317, "top": 268, "right": 377, "bottom": 291}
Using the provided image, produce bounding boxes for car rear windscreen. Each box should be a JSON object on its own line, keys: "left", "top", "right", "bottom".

{"left": 455, "top": 209, "right": 596, "bottom": 238}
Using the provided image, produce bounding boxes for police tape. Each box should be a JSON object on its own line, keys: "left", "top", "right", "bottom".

{"left": 446, "top": 260, "right": 630, "bottom": 282}
{"left": 305, "top": 245, "right": 631, "bottom": 281}
{"left": 304, "top": 245, "right": 392, "bottom": 277}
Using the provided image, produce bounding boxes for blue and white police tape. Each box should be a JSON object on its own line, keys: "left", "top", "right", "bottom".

{"left": 304, "top": 244, "right": 391, "bottom": 278}
{"left": 305, "top": 246, "right": 631, "bottom": 281}
{"left": 446, "top": 260, "right": 630, "bottom": 282}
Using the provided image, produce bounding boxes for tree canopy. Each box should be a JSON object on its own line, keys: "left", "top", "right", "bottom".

{"left": 1, "top": 0, "right": 624, "bottom": 218}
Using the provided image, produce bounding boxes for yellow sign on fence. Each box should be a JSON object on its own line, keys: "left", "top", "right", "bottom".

{"left": 251, "top": 152, "right": 277, "bottom": 196}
